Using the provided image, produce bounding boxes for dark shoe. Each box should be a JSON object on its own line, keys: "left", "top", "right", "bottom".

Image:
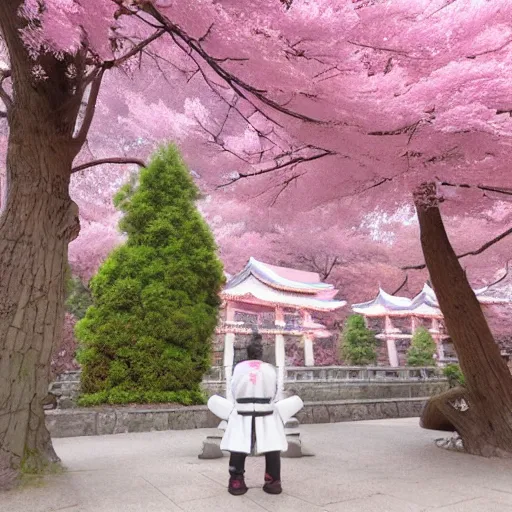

{"left": 263, "top": 476, "right": 282, "bottom": 495}
{"left": 228, "top": 475, "right": 248, "bottom": 496}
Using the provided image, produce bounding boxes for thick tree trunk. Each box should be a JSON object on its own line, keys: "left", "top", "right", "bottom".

{"left": 0, "top": 119, "right": 79, "bottom": 488}
{"left": 415, "top": 182, "right": 512, "bottom": 457}
{"left": 0, "top": 1, "right": 85, "bottom": 489}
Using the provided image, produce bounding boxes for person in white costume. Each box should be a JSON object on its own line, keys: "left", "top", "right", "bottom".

{"left": 207, "top": 333, "right": 304, "bottom": 495}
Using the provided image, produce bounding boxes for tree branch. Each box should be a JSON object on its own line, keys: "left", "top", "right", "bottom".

{"left": 346, "top": 40, "right": 429, "bottom": 61}
{"left": 425, "top": 0, "right": 459, "bottom": 19}
{"left": 140, "top": 3, "right": 324, "bottom": 124}
{"left": 325, "top": 256, "right": 340, "bottom": 280}
{"left": 73, "top": 67, "right": 105, "bottom": 145}
{"left": 106, "top": 28, "right": 165, "bottom": 69}
{"left": 391, "top": 274, "right": 409, "bottom": 295}
{"left": 0, "top": 68, "right": 12, "bottom": 113}
{"left": 217, "top": 148, "right": 335, "bottom": 187}
{"left": 368, "top": 120, "right": 422, "bottom": 144}
{"left": 72, "top": 157, "right": 146, "bottom": 174}
{"left": 485, "top": 260, "right": 510, "bottom": 288}
{"left": 402, "top": 226, "right": 512, "bottom": 270}
{"left": 269, "top": 171, "right": 306, "bottom": 206}
{"left": 74, "top": 28, "right": 165, "bottom": 146}
{"left": 438, "top": 179, "right": 512, "bottom": 198}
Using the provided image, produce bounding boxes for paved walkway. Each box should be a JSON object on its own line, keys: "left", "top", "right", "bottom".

{"left": 2, "top": 418, "right": 512, "bottom": 512}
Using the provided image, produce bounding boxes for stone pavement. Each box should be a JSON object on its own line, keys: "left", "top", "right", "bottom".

{"left": 2, "top": 418, "right": 512, "bottom": 512}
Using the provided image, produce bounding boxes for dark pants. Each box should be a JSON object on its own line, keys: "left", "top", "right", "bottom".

{"left": 229, "top": 450, "right": 281, "bottom": 481}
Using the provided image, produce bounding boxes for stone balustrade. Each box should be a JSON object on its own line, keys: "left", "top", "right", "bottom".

{"left": 50, "top": 366, "right": 447, "bottom": 410}
{"left": 203, "top": 365, "right": 444, "bottom": 383}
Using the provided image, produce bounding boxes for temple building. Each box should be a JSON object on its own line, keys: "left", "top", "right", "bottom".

{"left": 352, "top": 283, "right": 511, "bottom": 367}
{"left": 215, "top": 258, "right": 345, "bottom": 399}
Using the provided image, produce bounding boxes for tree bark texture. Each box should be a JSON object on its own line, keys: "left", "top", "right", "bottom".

{"left": 0, "top": 127, "right": 80, "bottom": 488}
{"left": 415, "top": 182, "right": 512, "bottom": 457}
{"left": 0, "top": 2, "right": 82, "bottom": 488}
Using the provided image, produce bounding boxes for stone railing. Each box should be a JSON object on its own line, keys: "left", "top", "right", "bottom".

{"left": 202, "top": 365, "right": 444, "bottom": 383}
{"left": 50, "top": 366, "right": 446, "bottom": 410}
{"left": 215, "top": 320, "right": 303, "bottom": 336}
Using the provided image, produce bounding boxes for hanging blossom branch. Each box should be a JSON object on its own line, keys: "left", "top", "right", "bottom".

{"left": 402, "top": 225, "right": 512, "bottom": 270}
{"left": 110, "top": 2, "right": 335, "bottom": 191}
{"left": 106, "top": 1, "right": 343, "bottom": 192}
{"left": 139, "top": 2, "right": 324, "bottom": 124}
{"left": 72, "top": 157, "right": 146, "bottom": 173}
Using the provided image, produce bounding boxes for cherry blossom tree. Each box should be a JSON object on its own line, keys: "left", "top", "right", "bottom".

{"left": 1, "top": 0, "right": 512, "bottom": 488}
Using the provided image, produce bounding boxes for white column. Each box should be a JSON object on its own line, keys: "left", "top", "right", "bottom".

{"left": 436, "top": 337, "right": 445, "bottom": 363}
{"left": 224, "top": 303, "right": 235, "bottom": 401}
{"left": 411, "top": 316, "right": 418, "bottom": 333}
{"left": 431, "top": 317, "right": 444, "bottom": 364}
{"left": 275, "top": 334, "right": 285, "bottom": 400}
{"left": 275, "top": 307, "right": 286, "bottom": 400}
{"left": 387, "top": 338, "right": 399, "bottom": 367}
{"left": 303, "top": 334, "right": 315, "bottom": 367}
{"left": 224, "top": 333, "right": 235, "bottom": 401}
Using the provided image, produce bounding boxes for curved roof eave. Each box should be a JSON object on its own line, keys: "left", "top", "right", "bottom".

{"left": 225, "top": 257, "right": 335, "bottom": 294}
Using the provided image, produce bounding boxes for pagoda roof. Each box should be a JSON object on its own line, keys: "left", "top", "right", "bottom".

{"left": 352, "top": 282, "right": 510, "bottom": 317}
{"left": 226, "top": 257, "right": 335, "bottom": 294}
{"left": 222, "top": 258, "right": 346, "bottom": 312}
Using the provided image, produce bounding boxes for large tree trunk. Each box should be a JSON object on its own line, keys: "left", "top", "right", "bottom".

{"left": 415, "top": 182, "right": 512, "bottom": 457}
{"left": 0, "top": 117, "right": 80, "bottom": 488}
{"left": 0, "top": 2, "right": 84, "bottom": 488}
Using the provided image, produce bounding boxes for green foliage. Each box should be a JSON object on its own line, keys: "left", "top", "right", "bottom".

{"left": 65, "top": 276, "right": 93, "bottom": 319}
{"left": 340, "top": 314, "right": 378, "bottom": 365}
{"left": 76, "top": 145, "right": 224, "bottom": 406}
{"left": 443, "top": 363, "right": 465, "bottom": 388}
{"left": 406, "top": 326, "right": 437, "bottom": 366}
{"left": 76, "top": 389, "right": 206, "bottom": 407}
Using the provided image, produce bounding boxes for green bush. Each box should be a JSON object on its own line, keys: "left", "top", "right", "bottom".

{"left": 77, "top": 389, "right": 207, "bottom": 407}
{"left": 443, "top": 363, "right": 465, "bottom": 388}
{"left": 407, "top": 326, "right": 437, "bottom": 366}
{"left": 340, "top": 314, "right": 378, "bottom": 365}
{"left": 76, "top": 145, "right": 224, "bottom": 406}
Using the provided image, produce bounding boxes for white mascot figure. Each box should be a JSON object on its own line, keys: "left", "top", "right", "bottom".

{"left": 207, "top": 333, "right": 303, "bottom": 496}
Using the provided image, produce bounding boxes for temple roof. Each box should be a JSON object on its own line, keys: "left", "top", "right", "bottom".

{"left": 226, "top": 257, "right": 334, "bottom": 293}
{"left": 352, "top": 282, "right": 511, "bottom": 317}
{"left": 222, "top": 258, "right": 346, "bottom": 312}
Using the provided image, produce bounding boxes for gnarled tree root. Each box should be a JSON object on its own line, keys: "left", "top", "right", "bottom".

{"left": 421, "top": 387, "right": 512, "bottom": 458}
{"left": 420, "top": 387, "right": 465, "bottom": 432}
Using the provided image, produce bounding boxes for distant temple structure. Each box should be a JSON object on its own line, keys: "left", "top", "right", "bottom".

{"left": 216, "top": 257, "right": 345, "bottom": 399}
{"left": 352, "top": 283, "right": 511, "bottom": 367}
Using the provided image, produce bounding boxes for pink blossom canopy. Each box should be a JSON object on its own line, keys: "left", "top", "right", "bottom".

{"left": 1, "top": 0, "right": 512, "bottom": 302}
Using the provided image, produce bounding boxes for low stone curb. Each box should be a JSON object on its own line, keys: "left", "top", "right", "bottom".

{"left": 46, "top": 397, "right": 427, "bottom": 438}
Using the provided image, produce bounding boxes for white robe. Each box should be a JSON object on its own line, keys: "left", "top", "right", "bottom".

{"left": 207, "top": 360, "right": 303, "bottom": 454}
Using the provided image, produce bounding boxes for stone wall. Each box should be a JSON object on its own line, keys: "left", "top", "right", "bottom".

{"left": 46, "top": 397, "right": 428, "bottom": 438}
